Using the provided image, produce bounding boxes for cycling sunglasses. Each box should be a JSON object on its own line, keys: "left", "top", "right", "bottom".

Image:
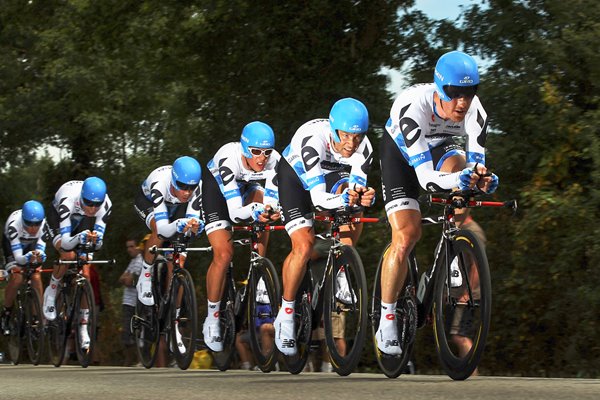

{"left": 249, "top": 148, "right": 274, "bottom": 157}
{"left": 443, "top": 84, "right": 478, "bottom": 100}
{"left": 23, "top": 219, "right": 43, "bottom": 227}
{"left": 175, "top": 181, "right": 198, "bottom": 191}
{"left": 81, "top": 197, "right": 103, "bottom": 208}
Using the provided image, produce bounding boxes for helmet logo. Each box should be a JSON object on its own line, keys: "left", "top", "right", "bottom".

{"left": 460, "top": 75, "right": 474, "bottom": 84}
{"left": 435, "top": 69, "right": 444, "bottom": 82}
{"left": 349, "top": 124, "right": 362, "bottom": 132}
{"left": 240, "top": 134, "right": 249, "bottom": 143}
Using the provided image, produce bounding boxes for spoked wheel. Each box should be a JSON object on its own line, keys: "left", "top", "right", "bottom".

{"left": 25, "top": 289, "right": 45, "bottom": 365}
{"left": 283, "top": 271, "right": 313, "bottom": 375}
{"left": 47, "top": 289, "right": 69, "bottom": 367}
{"left": 170, "top": 268, "right": 198, "bottom": 370}
{"left": 7, "top": 301, "right": 24, "bottom": 365}
{"left": 323, "top": 245, "right": 368, "bottom": 376}
{"left": 74, "top": 278, "right": 97, "bottom": 368}
{"left": 433, "top": 229, "right": 491, "bottom": 380}
{"left": 247, "top": 258, "right": 281, "bottom": 372}
{"left": 132, "top": 299, "right": 160, "bottom": 369}
{"left": 212, "top": 270, "right": 236, "bottom": 371}
{"left": 371, "top": 244, "right": 418, "bottom": 378}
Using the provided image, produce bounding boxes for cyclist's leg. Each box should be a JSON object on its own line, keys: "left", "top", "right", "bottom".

{"left": 2, "top": 262, "right": 23, "bottom": 335}
{"left": 378, "top": 132, "right": 422, "bottom": 355}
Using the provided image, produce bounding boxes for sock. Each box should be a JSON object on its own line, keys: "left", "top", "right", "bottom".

{"left": 49, "top": 275, "right": 61, "bottom": 293}
{"left": 80, "top": 308, "right": 90, "bottom": 325}
{"left": 380, "top": 301, "right": 397, "bottom": 326}
{"left": 207, "top": 300, "right": 220, "bottom": 320}
{"left": 142, "top": 260, "right": 152, "bottom": 272}
{"left": 280, "top": 298, "right": 295, "bottom": 318}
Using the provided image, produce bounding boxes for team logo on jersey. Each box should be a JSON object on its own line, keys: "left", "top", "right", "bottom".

{"left": 400, "top": 117, "right": 421, "bottom": 147}
{"left": 302, "top": 146, "right": 320, "bottom": 171}
{"left": 219, "top": 165, "right": 235, "bottom": 186}
{"left": 7, "top": 224, "right": 18, "bottom": 241}
{"left": 150, "top": 182, "right": 163, "bottom": 208}
{"left": 57, "top": 198, "right": 70, "bottom": 222}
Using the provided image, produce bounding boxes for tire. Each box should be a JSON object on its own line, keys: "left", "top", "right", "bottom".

{"left": 323, "top": 245, "right": 368, "bottom": 376}
{"left": 371, "top": 244, "right": 418, "bottom": 378}
{"left": 132, "top": 299, "right": 160, "bottom": 369}
{"left": 74, "top": 277, "right": 97, "bottom": 368}
{"left": 282, "top": 270, "right": 313, "bottom": 375}
{"left": 7, "top": 298, "right": 23, "bottom": 365}
{"left": 247, "top": 257, "right": 281, "bottom": 372}
{"left": 212, "top": 268, "right": 236, "bottom": 371}
{"left": 433, "top": 229, "right": 491, "bottom": 380}
{"left": 47, "top": 288, "right": 69, "bottom": 367}
{"left": 170, "top": 268, "right": 198, "bottom": 370}
{"left": 25, "top": 289, "right": 45, "bottom": 365}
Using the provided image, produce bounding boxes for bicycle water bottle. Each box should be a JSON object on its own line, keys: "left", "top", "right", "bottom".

{"left": 417, "top": 272, "right": 429, "bottom": 303}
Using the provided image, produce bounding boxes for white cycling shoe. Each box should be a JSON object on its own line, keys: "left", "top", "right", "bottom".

{"left": 376, "top": 315, "right": 402, "bottom": 356}
{"left": 79, "top": 324, "right": 91, "bottom": 350}
{"left": 202, "top": 317, "right": 223, "bottom": 352}
{"left": 173, "top": 322, "right": 186, "bottom": 354}
{"left": 274, "top": 308, "right": 296, "bottom": 356}
{"left": 136, "top": 270, "right": 154, "bottom": 306}
{"left": 450, "top": 257, "right": 463, "bottom": 288}
{"left": 335, "top": 266, "right": 357, "bottom": 305}
{"left": 43, "top": 287, "right": 57, "bottom": 321}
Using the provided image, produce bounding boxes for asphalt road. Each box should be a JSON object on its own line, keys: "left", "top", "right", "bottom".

{"left": 1, "top": 366, "right": 598, "bottom": 400}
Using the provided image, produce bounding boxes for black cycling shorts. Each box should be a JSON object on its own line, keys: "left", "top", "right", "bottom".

{"left": 201, "top": 171, "right": 232, "bottom": 234}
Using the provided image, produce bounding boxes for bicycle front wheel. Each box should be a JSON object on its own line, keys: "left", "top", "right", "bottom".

{"left": 283, "top": 270, "right": 313, "bottom": 375}
{"left": 132, "top": 299, "right": 160, "bottom": 369}
{"left": 371, "top": 244, "right": 418, "bottom": 378}
{"left": 7, "top": 300, "right": 23, "bottom": 365}
{"left": 248, "top": 257, "right": 281, "bottom": 372}
{"left": 170, "top": 268, "right": 198, "bottom": 370}
{"left": 433, "top": 229, "right": 491, "bottom": 380}
{"left": 47, "top": 288, "right": 69, "bottom": 367}
{"left": 74, "top": 278, "right": 97, "bottom": 368}
{"left": 25, "top": 289, "right": 45, "bottom": 365}
{"left": 323, "top": 245, "right": 368, "bottom": 376}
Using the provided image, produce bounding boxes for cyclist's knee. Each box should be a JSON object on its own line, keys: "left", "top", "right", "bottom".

{"left": 290, "top": 234, "right": 314, "bottom": 263}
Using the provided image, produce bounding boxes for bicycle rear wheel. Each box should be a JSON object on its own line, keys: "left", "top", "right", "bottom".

{"left": 433, "top": 229, "right": 491, "bottom": 380}
{"left": 212, "top": 268, "right": 236, "bottom": 371}
{"left": 323, "top": 245, "right": 368, "bottom": 376}
{"left": 25, "top": 289, "right": 45, "bottom": 365}
{"left": 47, "top": 288, "right": 69, "bottom": 367}
{"left": 170, "top": 268, "right": 198, "bottom": 370}
{"left": 132, "top": 299, "right": 160, "bottom": 368}
{"left": 248, "top": 257, "right": 281, "bottom": 372}
{"left": 282, "top": 270, "right": 313, "bottom": 374}
{"left": 7, "top": 299, "right": 23, "bottom": 365}
{"left": 74, "top": 278, "right": 97, "bottom": 368}
{"left": 371, "top": 244, "right": 418, "bottom": 378}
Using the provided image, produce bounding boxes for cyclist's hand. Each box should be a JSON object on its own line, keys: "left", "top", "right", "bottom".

{"left": 34, "top": 250, "right": 47, "bottom": 263}
{"left": 77, "top": 230, "right": 94, "bottom": 245}
{"left": 250, "top": 203, "right": 266, "bottom": 222}
{"left": 356, "top": 186, "right": 376, "bottom": 207}
{"left": 265, "top": 204, "right": 281, "bottom": 222}
{"left": 341, "top": 188, "right": 360, "bottom": 207}
{"left": 187, "top": 218, "right": 205, "bottom": 236}
{"left": 93, "top": 232, "right": 104, "bottom": 250}
{"left": 24, "top": 251, "right": 36, "bottom": 264}
{"left": 175, "top": 218, "right": 191, "bottom": 234}
{"left": 479, "top": 173, "right": 499, "bottom": 194}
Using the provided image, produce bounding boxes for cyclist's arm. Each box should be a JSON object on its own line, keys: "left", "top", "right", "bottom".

{"left": 464, "top": 99, "right": 488, "bottom": 168}
{"left": 302, "top": 138, "right": 346, "bottom": 210}
{"left": 153, "top": 188, "right": 180, "bottom": 239}
{"left": 58, "top": 199, "right": 82, "bottom": 251}
{"left": 7, "top": 225, "right": 27, "bottom": 265}
{"left": 215, "top": 159, "right": 257, "bottom": 223}
{"left": 347, "top": 137, "right": 373, "bottom": 191}
{"left": 263, "top": 154, "right": 280, "bottom": 207}
{"left": 92, "top": 196, "right": 112, "bottom": 238}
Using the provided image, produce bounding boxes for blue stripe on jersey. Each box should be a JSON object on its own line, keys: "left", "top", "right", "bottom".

{"left": 11, "top": 244, "right": 22, "bottom": 251}
{"left": 282, "top": 145, "right": 291, "bottom": 157}
{"left": 36, "top": 243, "right": 46, "bottom": 251}
{"left": 185, "top": 214, "right": 199, "bottom": 219}
{"left": 155, "top": 212, "right": 169, "bottom": 221}
{"left": 223, "top": 189, "right": 241, "bottom": 200}
{"left": 264, "top": 188, "right": 278, "bottom": 200}
{"left": 435, "top": 150, "right": 462, "bottom": 171}
{"left": 306, "top": 175, "right": 325, "bottom": 190}
{"left": 207, "top": 159, "right": 215, "bottom": 170}
{"left": 94, "top": 224, "right": 105, "bottom": 233}
{"left": 467, "top": 152, "right": 485, "bottom": 164}
{"left": 349, "top": 175, "right": 366, "bottom": 188}
{"left": 60, "top": 227, "right": 71, "bottom": 235}
{"left": 409, "top": 151, "right": 432, "bottom": 168}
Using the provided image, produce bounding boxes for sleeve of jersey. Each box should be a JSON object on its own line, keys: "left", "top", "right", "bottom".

{"left": 464, "top": 101, "right": 487, "bottom": 168}
{"left": 93, "top": 197, "right": 112, "bottom": 237}
{"left": 348, "top": 139, "right": 373, "bottom": 189}
{"left": 35, "top": 222, "right": 47, "bottom": 253}
{"left": 153, "top": 195, "right": 178, "bottom": 239}
{"left": 185, "top": 186, "right": 202, "bottom": 221}
{"left": 59, "top": 203, "right": 80, "bottom": 251}
{"left": 11, "top": 237, "right": 26, "bottom": 265}
{"left": 303, "top": 140, "right": 345, "bottom": 210}
{"left": 218, "top": 161, "right": 250, "bottom": 223}
{"left": 263, "top": 158, "right": 280, "bottom": 206}
{"left": 400, "top": 107, "right": 460, "bottom": 191}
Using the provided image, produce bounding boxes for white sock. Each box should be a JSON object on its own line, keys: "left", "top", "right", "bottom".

{"left": 380, "top": 301, "right": 397, "bottom": 326}
{"left": 49, "top": 275, "right": 61, "bottom": 293}
{"left": 279, "top": 298, "right": 295, "bottom": 319}
{"left": 207, "top": 300, "right": 220, "bottom": 320}
{"left": 80, "top": 308, "right": 90, "bottom": 324}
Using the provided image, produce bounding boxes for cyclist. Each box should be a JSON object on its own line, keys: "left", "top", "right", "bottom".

{"left": 42, "top": 177, "right": 112, "bottom": 350}
{"left": 134, "top": 156, "right": 203, "bottom": 355}
{"left": 377, "top": 50, "right": 499, "bottom": 355}
{"left": 1, "top": 200, "right": 47, "bottom": 336}
{"left": 202, "top": 121, "right": 281, "bottom": 352}
{"left": 274, "top": 98, "right": 376, "bottom": 355}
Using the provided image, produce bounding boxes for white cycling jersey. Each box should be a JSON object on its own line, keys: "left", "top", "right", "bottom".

{"left": 282, "top": 119, "right": 373, "bottom": 209}
{"left": 207, "top": 142, "right": 280, "bottom": 223}
{"left": 386, "top": 83, "right": 488, "bottom": 191}
{"left": 141, "top": 166, "right": 202, "bottom": 238}
{"left": 52, "top": 180, "right": 112, "bottom": 251}
{"left": 4, "top": 210, "right": 46, "bottom": 265}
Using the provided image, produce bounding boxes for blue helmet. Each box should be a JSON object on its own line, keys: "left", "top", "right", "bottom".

{"left": 172, "top": 156, "right": 201, "bottom": 190}
{"left": 240, "top": 121, "right": 275, "bottom": 158}
{"left": 329, "top": 98, "right": 369, "bottom": 143}
{"left": 22, "top": 200, "right": 45, "bottom": 226}
{"left": 434, "top": 51, "right": 480, "bottom": 102}
{"left": 81, "top": 177, "right": 107, "bottom": 204}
